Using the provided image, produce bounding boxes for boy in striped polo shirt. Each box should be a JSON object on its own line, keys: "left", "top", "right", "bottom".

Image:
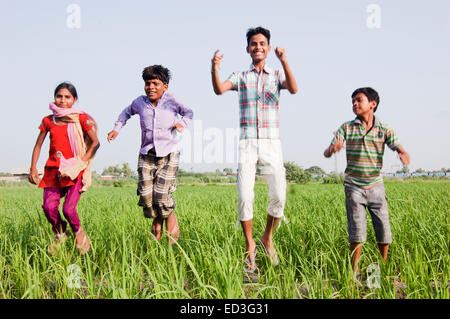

{"left": 324, "top": 87, "right": 410, "bottom": 278}
{"left": 211, "top": 27, "right": 298, "bottom": 273}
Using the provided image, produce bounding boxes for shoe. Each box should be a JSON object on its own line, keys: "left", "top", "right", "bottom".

{"left": 75, "top": 228, "right": 91, "bottom": 255}
{"left": 259, "top": 240, "right": 279, "bottom": 266}
{"left": 47, "top": 231, "right": 70, "bottom": 255}
{"left": 244, "top": 248, "right": 258, "bottom": 273}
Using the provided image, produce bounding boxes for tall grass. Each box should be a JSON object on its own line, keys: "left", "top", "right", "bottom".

{"left": 0, "top": 180, "right": 448, "bottom": 299}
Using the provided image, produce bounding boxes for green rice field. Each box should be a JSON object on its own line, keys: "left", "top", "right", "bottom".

{"left": 0, "top": 180, "right": 448, "bottom": 299}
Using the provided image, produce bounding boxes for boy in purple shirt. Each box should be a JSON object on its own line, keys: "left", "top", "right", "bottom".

{"left": 107, "top": 65, "right": 193, "bottom": 244}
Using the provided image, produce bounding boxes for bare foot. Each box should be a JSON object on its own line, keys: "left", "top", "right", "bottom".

{"left": 166, "top": 214, "right": 180, "bottom": 245}
{"left": 151, "top": 217, "right": 163, "bottom": 241}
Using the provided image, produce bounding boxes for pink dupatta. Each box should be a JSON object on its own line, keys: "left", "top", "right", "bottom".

{"left": 49, "top": 103, "right": 97, "bottom": 192}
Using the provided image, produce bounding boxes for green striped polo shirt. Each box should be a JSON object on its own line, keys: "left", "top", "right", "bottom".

{"left": 331, "top": 116, "right": 400, "bottom": 188}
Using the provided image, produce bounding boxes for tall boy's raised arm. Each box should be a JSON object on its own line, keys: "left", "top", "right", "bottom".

{"left": 275, "top": 47, "right": 298, "bottom": 94}
{"left": 211, "top": 50, "right": 233, "bottom": 95}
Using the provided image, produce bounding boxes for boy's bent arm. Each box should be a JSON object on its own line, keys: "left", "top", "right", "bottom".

{"left": 107, "top": 103, "right": 135, "bottom": 142}
{"left": 396, "top": 146, "right": 410, "bottom": 166}
{"left": 175, "top": 97, "right": 194, "bottom": 129}
{"left": 275, "top": 47, "right": 298, "bottom": 94}
{"left": 211, "top": 50, "right": 233, "bottom": 95}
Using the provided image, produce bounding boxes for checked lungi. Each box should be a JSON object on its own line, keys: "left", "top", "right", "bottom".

{"left": 137, "top": 148, "right": 179, "bottom": 219}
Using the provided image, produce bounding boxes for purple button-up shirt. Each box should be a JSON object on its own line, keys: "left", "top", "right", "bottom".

{"left": 113, "top": 92, "right": 193, "bottom": 157}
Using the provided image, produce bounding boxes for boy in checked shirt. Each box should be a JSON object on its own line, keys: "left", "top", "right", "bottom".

{"left": 108, "top": 65, "right": 193, "bottom": 244}
{"left": 211, "top": 27, "right": 298, "bottom": 273}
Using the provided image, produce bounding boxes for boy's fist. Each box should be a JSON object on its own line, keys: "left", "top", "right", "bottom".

{"left": 211, "top": 50, "right": 224, "bottom": 72}
{"left": 107, "top": 130, "right": 118, "bottom": 142}
{"left": 324, "top": 141, "right": 344, "bottom": 158}
{"left": 275, "top": 47, "right": 286, "bottom": 62}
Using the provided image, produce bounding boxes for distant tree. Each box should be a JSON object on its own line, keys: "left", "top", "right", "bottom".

{"left": 414, "top": 168, "right": 425, "bottom": 173}
{"left": 305, "top": 166, "right": 325, "bottom": 176}
{"left": 396, "top": 166, "right": 410, "bottom": 174}
{"left": 121, "top": 162, "right": 133, "bottom": 178}
{"left": 223, "top": 168, "right": 233, "bottom": 175}
{"left": 284, "top": 161, "right": 312, "bottom": 184}
{"left": 102, "top": 162, "right": 133, "bottom": 177}
{"left": 0, "top": 172, "right": 13, "bottom": 177}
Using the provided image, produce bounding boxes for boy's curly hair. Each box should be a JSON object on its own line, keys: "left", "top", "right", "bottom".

{"left": 142, "top": 65, "right": 171, "bottom": 84}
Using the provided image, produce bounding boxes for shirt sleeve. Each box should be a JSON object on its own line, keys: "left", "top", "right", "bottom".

{"left": 112, "top": 98, "right": 138, "bottom": 132}
{"left": 79, "top": 114, "right": 94, "bottom": 132}
{"left": 38, "top": 116, "right": 49, "bottom": 132}
{"left": 172, "top": 95, "right": 193, "bottom": 128}
{"left": 331, "top": 124, "right": 346, "bottom": 145}
{"left": 226, "top": 72, "right": 240, "bottom": 91}
{"left": 277, "top": 69, "right": 286, "bottom": 90}
{"left": 385, "top": 126, "right": 401, "bottom": 151}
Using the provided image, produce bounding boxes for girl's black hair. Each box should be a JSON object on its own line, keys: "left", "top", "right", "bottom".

{"left": 54, "top": 82, "right": 78, "bottom": 99}
{"left": 142, "top": 65, "right": 171, "bottom": 84}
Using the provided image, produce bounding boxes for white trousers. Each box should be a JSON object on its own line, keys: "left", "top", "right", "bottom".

{"left": 237, "top": 139, "right": 287, "bottom": 222}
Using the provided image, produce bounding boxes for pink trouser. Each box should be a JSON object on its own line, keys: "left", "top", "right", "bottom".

{"left": 42, "top": 178, "right": 82, "bottom": 235}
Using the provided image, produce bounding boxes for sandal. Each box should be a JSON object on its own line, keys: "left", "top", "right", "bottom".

{"left": 244, "top": 248, "right": 258, "bottom": 273}
{"left": 259, "top": 240, "right": 279, "bottom": 266}
{"left": 75, "top": 228, "right": 91, "bottom": 255}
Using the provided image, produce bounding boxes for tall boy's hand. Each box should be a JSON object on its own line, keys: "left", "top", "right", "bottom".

{"left": 275, "top": 47, "right": 287, "bottom": 63}
{"left": 107, "top": 130, "right": 118, "bottom": 143}
{"left": 211, "top": 50, "right": 224, "bottom": 72}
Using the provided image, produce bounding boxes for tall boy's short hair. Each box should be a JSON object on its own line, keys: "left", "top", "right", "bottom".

{"left": 142, "top": 65, "right": 171, "bottom": 84}
{"left": 246, "top": 26, "right": 271, "bottom": 46}
{"left": 352, "top": 87, "right": 380, "bottom": 112}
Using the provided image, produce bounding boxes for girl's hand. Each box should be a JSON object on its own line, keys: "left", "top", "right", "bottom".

{"left": 173, "top": 123, "right": 184, "bottom": 133}
{"left": 28, "top": 167, "right": 39, "bottom": 185}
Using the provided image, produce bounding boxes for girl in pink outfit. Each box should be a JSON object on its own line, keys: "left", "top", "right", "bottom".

{"left": 29, "top": 82, "right": 100, "bottom": 255}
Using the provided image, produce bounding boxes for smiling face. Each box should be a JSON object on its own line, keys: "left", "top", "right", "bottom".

{"left": 54, "top": 88, "right": 77, "bottom": 108}
{"left": 144, "top": 78, "right": 168, "bottom": 105}
{"left": 246, "top": 33, "right": 271, "bottom": 63}
{"left": 352, "top": 92, "right": 377, "bottom": 117}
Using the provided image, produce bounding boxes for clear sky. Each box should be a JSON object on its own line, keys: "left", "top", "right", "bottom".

{"left": 1, "top": 0, "right": 449, "bottom": 174}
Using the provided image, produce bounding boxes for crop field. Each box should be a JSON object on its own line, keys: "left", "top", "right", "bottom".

{"left": 0, "top": 180, "right": 448, "bottom": 299}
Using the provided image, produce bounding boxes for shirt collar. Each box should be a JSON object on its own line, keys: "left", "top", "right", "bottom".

{"left": 354, "top": 115, "right": 381, "bottom": 127}
{"left": 144, "top": 91, "right": 167, "bottom": 107}
{"left": 249, "top": 63, "right": 272, "bottom": 74}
